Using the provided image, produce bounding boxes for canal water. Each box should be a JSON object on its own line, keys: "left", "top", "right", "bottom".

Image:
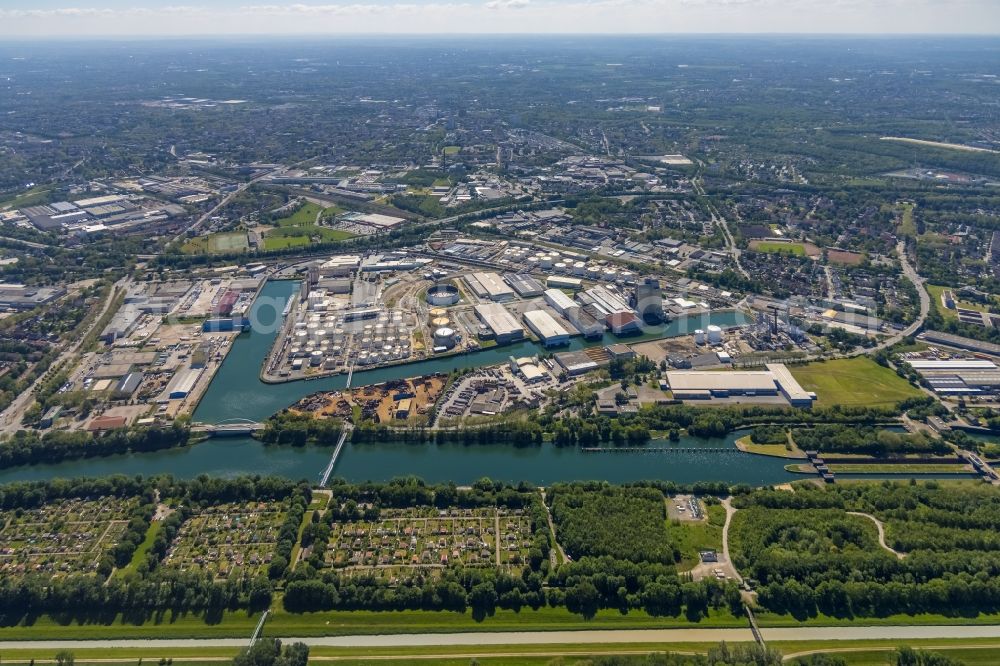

{"left": 0, "top": 280, "right": 793, "bottom": 486}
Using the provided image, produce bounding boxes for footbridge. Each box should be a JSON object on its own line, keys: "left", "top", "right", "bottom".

{"left": 191, "top": 418, "right": 266, "bottom": 437}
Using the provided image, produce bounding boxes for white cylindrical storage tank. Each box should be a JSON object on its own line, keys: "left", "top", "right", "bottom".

{"left": 385, "top": 336, "right": 396, "bottom": 345}
{"left": 323, "top": 358, "right": 338, "bottom": 371}
{"left": 602, "top": 268, "right": 617, "bottom": 280}
{"left": 573, "top": 261, "right": 586, "bottom": 275}
{"left": 554, "top": 262, "right": 568, "bottom": 273}
{"left": 433, "top": 326, "right": 457, "bottom": 349}
{"left": 358, "top": 352, "right": 370, "bottom": 365}
{"left": 294, "top": 322, "right": 307, "bottom": 331}
{"left": 540, "top": 256, "right": 553, "bottom": 269}
{"left": 619, "top": 271, "right": 634, "bottom": 284}
{"left": 426, "top": 283, "right": 460, "bottom": 306}
{"left": 694, "top": 329, "right": 706, "bottom": 345}
{"left": 707, "top": 325, "right": 723, "bottom": 344}
{"left": 290, "top": 346, "right": 301, "bottom": 358}
{"left": 315, "top": 329, "right": 326, "bottom": 341}
{"left": 309, "top": 351, "right": 323, "bottom": 367}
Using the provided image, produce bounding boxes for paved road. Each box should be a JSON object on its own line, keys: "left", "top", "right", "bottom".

{"left": 7, "top": 625, "right": 1000, "bottom": 650}
{"left": 848, "top": 511, "right": 906, "bottom": 560}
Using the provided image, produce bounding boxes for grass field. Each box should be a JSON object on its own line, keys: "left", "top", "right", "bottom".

{"left": 182, "top": 232, "right": 249, "bottom": 254}
{"left": 0, "top": 186, "right": 52, "bottom": 209}
{"left": 826, "top": 463, "right": 972, "bottom": 474}
{"left": 898, "top": 202, "right": 917, "bottom": 238}
{"left": 748, "top": 240, "right": 807, "bottom": 256}
{"left": 667, "top": 502, "right": 725, "bottom": 569}
{"left": 262, "top": 202, "right": 354, "bottom": 249}
{"left": 0, "top": 607, "right": 748, "bottom": 641}
{"left": 788, "top": 357, "right": 923, "bottom": 407}
{"left": 735, "top": 435, "right": 803, "bottom": 459}
{"left": 2, "top": 640, "right": 999, "bottom": 666}
{"left": 119, "top": 520, "right": 162, "bottom": 575}
{"left": 926, "top": 283, "right": 995, "bottom": 322}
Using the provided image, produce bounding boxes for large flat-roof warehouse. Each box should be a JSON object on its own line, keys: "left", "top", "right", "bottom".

{"left": 474, "top": 303, "right": 524, "bottom": 344}
{"left": 522, "top": 309, "right": 570, "bottom": 347}
{"left": 666, "top": 363, "right": 815, "bottom": 407}
{"left": 466, "top": 272, "right": 515, "bottom": 302}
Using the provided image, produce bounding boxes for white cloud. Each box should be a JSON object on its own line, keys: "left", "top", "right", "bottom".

{"left": 485, "top": 0, "right": 531, "bottom": 9}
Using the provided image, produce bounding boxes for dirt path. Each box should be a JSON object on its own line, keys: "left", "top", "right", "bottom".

{"left": 848, "top": 511, "right": 906, "bottom": 559}
{"left": 539, "top": 489, "right": 568, "bottom": 566}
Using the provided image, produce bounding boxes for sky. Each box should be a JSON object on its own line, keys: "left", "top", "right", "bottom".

{"left": 1, "top": 0, "right": 998, "bottom": 37}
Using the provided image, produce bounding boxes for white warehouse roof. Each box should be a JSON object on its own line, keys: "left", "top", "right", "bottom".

{"left": 523, "top": 309, "right": 569, "bottom": 341}
{"left": 474, "top": 303, "right": 523, "bottom": 337}
{"left": 666, "top": 371, "right": 777, "bottom": 392}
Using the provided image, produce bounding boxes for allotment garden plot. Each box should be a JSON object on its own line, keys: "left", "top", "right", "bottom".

{"left": 164, "top": 501, "right": 286, "bottom": 580}
{"left": 327, "top": 507, "right": 533, "bottom": 579}
{"left": 0, "top": 497, "right": 139, "bottom": 577}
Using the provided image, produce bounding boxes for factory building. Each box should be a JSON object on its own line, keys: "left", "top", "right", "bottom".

{"left": 583, "top": 285, "right": 633, "bottom": 317}
{"left": 113, "top": 372, "right": 144, "bottom": 399}
{"left": 765, "top": 363, "right": 816, "bottom": 407}
{"left": 505, "top": 273, "right": 544, "bottom": 298}
{"left": 666, "top": 371, "right": 779, "bottom": 400}
{"left": 546, "top": 275, "right": 583, "bottom": 290}
{"left": 466, "top": 272, "right": 515, "bottom": 302}
{"left": 523, "top": 309, "right": 571, "bottom": 347}
{"left": 318, "top": 255, "right": 362, "bottom": 277}
{"left": 544, "top": 288, "right": 577, "bottom": 315}
{"left": 165, "top": 368, "right": 202, "bottom": 400}
{"left": 566, "top": 306, "right": 605, "bottom": 339}
{"left": 607, "top": 311, "right": 642, "bottom": 335}
{"left": 101, "top": 304, "right": 142, "bottom": 343}
{"left": 474, "top": 303, "right": 524, "bottom": 344}
{"left": 908, "top": 358, "right": 1000, "bottom": 396}
{"left": 666, "top": 364, "right": 816, "bottom": 407}
{"left": 0, "top": 284, "right": 65, "bottom": 311}
{"left": 919, "top": 331, "right": 1000, "bottom": 356}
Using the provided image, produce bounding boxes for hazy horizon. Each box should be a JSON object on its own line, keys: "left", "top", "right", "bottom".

{"left": 2, "top": 1, "right": 999, "bottom": 38}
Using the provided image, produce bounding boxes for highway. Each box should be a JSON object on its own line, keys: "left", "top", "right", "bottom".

{"left": 5, "top": 624, "right": 1000, "bottom": 650}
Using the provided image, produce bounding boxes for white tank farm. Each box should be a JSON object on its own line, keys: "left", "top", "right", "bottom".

{"left": 694, "top": 329, "right": 706, "bottom": 345}
{"left": 707, "top": 325, "right": 723, "bottom": 344}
